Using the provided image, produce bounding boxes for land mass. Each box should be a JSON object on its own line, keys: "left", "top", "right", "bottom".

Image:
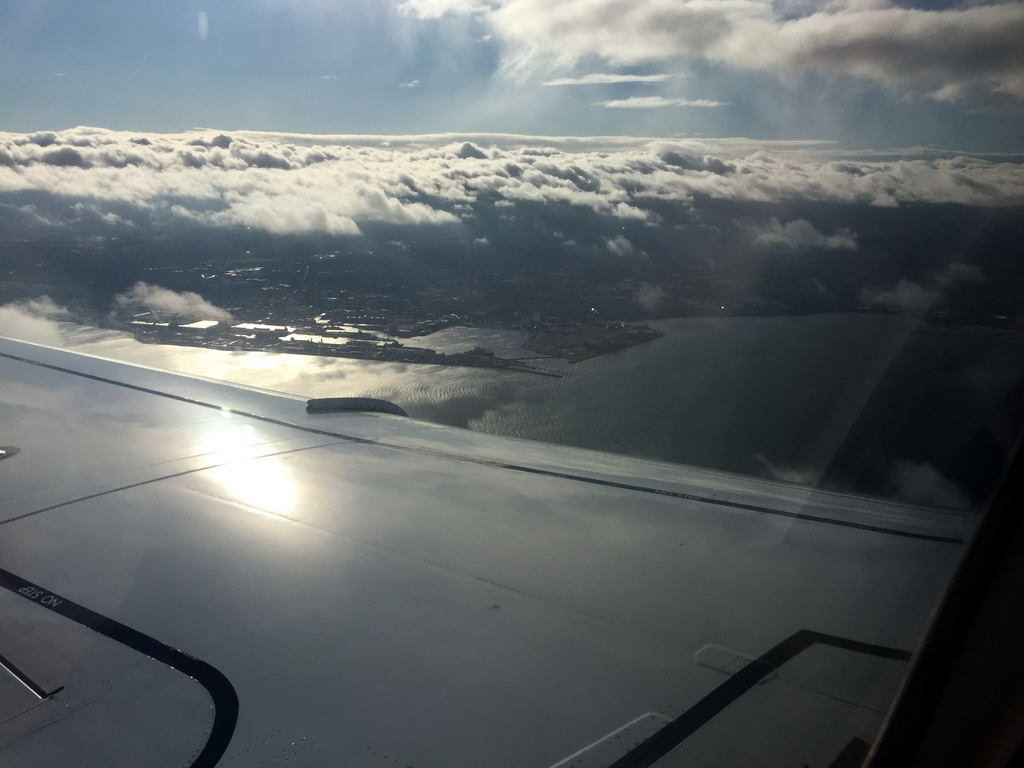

{"left": 128, "top": 312, "right": 667, "bottom": 373}
{"left": 524, "top": 323, "right": 664, "bottom": 362}
{"left": 2, "top": 203, "right": 1020, "bottom": 359}
{"left": 125, "top": 313, "right": 667, "bottom": 375}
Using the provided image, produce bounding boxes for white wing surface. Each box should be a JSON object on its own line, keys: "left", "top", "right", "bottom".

{"left": 0, "top": 337, "right": 973, "bottom": 767}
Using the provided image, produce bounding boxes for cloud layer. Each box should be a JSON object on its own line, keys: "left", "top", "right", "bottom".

{"left": 1, "top": 127, "right": 1022, "bottom": 239}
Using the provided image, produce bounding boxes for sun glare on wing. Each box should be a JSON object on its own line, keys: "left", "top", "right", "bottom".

{"left": 199, "top": 423, "right": 295, "bottom": 515}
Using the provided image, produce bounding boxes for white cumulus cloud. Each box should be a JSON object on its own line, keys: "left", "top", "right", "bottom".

{"left": 114, "top": 282, "right": 234, "bottom": 322}
{"left": 750, "top": 218, "right": 858, "bottom": 250}
{"left": 635, "top": 283, "right": 665, "bottom": 311}
{"left": 0, "top": 297, "right": 71, "bottom": 346}
{"left": 605, "top": 235, "right": 647, "bottom": 258}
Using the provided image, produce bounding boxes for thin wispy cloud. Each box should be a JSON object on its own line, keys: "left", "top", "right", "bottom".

{"left": 398, "top": 0, "right": 487, "bottom": 18}
{"left": 595, "top": 97, "right": 727, "bottom": 109}
{"left": 399, "top": 79, "right": 421, "bottom": 88}
{"left": 859, "top": 262, "right": 992, "bottom": 315}
{"left": 400, "top": 0, "right": 1024, "bottom": 107}
{"left": 542, "top": 73, "right": 670, "bottom": 86}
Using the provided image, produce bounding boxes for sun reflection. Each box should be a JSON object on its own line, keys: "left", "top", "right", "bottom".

{"left": 199, "top": 424, "right": 295, "bottom": 515}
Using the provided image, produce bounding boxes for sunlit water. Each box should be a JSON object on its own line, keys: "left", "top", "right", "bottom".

{"left": 35, "top": 314, "right": 1024, "bottom": 505}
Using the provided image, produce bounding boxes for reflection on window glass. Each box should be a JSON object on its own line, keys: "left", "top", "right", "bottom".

{"left": 1, "top": 1, "right": 1022, "bottom": 765}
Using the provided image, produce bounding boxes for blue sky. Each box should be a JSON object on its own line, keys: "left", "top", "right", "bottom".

{"left": 2, "top": 1, "right": 1024, "bottom": 150}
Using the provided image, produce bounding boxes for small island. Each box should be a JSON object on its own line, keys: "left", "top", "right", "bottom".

{"left": 524, "top": 321, "right": 664, "bottom": 362}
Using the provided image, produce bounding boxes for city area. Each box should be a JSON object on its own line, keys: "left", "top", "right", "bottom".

{"left": 2, "top": 201, "right": 1019, "bottom": 376}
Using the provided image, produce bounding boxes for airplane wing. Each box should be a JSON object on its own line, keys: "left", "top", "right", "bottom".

{"left": 0, "top": 336, "right": 974, "bottom": 767}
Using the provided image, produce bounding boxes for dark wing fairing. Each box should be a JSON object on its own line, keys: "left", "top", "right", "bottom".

{"left": 306, "top": 397, "right": 408, "bottom": 416}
